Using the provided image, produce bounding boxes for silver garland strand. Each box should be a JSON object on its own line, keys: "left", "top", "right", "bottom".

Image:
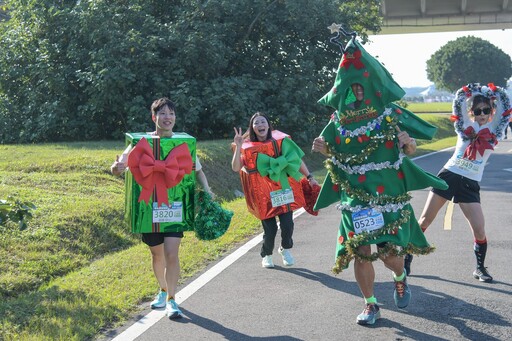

{"left": 336, "top": 200, "right": 409, "bottom": 213}
{"left": 331, "top": 152, "right": 405, "bottom": 175}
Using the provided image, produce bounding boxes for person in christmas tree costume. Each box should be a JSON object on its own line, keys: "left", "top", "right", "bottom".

{"left": 311, "top": 25, "right": 448, "bottom": 325}
{"left": 411, "top": 83, "right": 511, "bottom": 283}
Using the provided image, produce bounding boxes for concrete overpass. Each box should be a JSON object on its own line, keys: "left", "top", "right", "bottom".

{"left": 379, "top": 0, "right": 512, "bottom": 34}
{"left": 1, "top": 1, "right": 511, "bottom": 34}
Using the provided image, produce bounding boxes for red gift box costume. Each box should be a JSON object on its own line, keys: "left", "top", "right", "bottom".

{"left": 238, "top": 130, "right": 305, "bottom": 220}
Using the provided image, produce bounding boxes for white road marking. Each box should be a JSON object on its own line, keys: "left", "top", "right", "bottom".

{"left": 112, "top": 208, "right": 305, "bottom": 340}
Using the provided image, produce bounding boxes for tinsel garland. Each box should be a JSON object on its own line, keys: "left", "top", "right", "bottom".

{"left": 332, "top": 239, "right": 436, "bottom": 275}
{"left": 301, "top": 178, "right": 321, "bottom": 216}
{"left": 327, "top": 118, "right": 398, "bottom": 165}
{"left": 330, "top": 152, "right": 405, "bottom": 175}
{"left": 336, "top": 201, "right": 409, "bottom": 213}
{"left": 194, "top": 190, "right": 233, "bottom": 240}
{"left": 325, "top": 160, "right": 412, "bottom": 204}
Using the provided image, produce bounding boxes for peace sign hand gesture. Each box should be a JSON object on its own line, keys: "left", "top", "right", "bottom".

{"left": 233, "top": 127, "right": 244, "bottom": 147}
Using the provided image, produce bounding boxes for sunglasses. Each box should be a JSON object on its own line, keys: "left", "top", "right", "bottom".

{"left": 473, "top": 107, "right": 491, "bottom": 116}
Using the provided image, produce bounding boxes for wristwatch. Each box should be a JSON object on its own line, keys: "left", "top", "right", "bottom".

{"left": 307, "top": 174, "right": 313, "bottom": 180}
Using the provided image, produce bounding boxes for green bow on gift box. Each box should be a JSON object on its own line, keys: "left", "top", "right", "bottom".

{"left": 256, "top": 138, "right": 305, "bottom": 189}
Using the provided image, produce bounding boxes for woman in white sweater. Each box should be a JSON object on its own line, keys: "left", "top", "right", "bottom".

{"left": 413, "top": 83, "right": 511, "bottom": 283}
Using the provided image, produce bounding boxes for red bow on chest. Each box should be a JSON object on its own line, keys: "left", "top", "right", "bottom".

{"left": 128, "top": 138, "right": 193, "bottom": 206}
{"left": 462, "top": 127, "right": 496, "bottom": 160}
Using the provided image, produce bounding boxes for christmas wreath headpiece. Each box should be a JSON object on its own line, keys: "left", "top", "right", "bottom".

{"left": 452, "top": 83, "right": 512, "bottom": 141}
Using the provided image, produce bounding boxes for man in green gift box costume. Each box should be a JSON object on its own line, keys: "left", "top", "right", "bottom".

{"left": 312, "top": 25, "right": 448, "bottom": 325}
{"left": 111, "top": 97, "right": 215, "bottom": 320}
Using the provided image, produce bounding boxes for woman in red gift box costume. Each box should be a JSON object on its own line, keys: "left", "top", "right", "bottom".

{"left": 232, "top": 112, "right": 319, "bottom": 268}
{"left": 311, "top": 26, "right": 448, "bottom": 325}
{"left": 111, "top": 98, "right": 214, "bottom": 319}
{"left": 409, "top": 83, "right": 511, "bottom": 283}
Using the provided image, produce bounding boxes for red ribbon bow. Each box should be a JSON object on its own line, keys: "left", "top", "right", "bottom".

{"left": 463, "top": 127, "right": 496, "bottom": 160}
{"left": 127, "top": 138, "right": 193, "bottom": 206}
{"left": 340, "top": 49, "right": 365, "bottom": 70}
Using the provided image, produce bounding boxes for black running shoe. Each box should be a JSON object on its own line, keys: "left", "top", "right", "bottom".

{"left": 473, "top": 267, "right": 493, "bottom": 283}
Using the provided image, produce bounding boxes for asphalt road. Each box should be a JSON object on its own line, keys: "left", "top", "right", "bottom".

{"left": 104, "top": 139, "right": 512, "bottom": 341}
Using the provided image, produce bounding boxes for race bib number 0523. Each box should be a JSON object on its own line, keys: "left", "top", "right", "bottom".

{"left": 152, "top": 202, "right": 183, "bottom": 223}
{"left": 352, "top": 208, "right": 385, "bottom": 234}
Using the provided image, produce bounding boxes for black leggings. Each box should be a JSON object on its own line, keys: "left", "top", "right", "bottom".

{"left": 260, "top": 211, "right": 294, "bottom": 257}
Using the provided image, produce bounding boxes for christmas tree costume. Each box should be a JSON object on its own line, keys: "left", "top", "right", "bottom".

{"left": 314, "top": 32, "right": 448, "bottom": 274}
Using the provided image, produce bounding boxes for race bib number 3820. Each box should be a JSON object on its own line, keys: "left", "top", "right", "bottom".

{"left": 352, "top": 208, "right": 385, "bottom": 234}
{"left": 152, "top": 202, "right": 183, "bottom": 223}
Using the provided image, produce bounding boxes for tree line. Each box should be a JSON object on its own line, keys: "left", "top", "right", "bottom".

{"left": 0, "top": 0, "right": 381, "bottom": 144}
{"left": 1, "top": 1, "right": 509, "bottom": 144}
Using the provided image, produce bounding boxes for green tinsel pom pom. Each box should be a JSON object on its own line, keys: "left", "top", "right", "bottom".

{"left": 194, "top": 190, "right": 234, "bottom": 240}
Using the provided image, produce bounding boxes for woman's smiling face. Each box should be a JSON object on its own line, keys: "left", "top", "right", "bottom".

{"left": 252, "top": 116, "right": 269, "bottom": 141}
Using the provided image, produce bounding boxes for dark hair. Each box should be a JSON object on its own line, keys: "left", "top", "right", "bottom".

{"left": 471, "top": 95, "right": 492, "bottom": 111}
{"left": 248, "top": 112, "right": 273, "bottom": 142}
{"left": 151, "top": 97, "right": 176, "bottom": 116}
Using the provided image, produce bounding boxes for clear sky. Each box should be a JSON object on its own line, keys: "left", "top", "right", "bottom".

{"left": 364, "top": 28, "right": 512, "bottom": 88}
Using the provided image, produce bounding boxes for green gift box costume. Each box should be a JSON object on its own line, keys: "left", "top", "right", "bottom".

{"left": 314, "top": 37, "right": 448, "bottom": 274}
{"left": 125, "top": 132, "right": 196, "bottom": 234}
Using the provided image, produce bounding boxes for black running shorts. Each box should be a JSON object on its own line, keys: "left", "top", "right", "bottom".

{"left": 432, "top": 168, "right": 480, "bottom": 203}
{"left": 141, "top": 232, "right": 184, "bottom": 247}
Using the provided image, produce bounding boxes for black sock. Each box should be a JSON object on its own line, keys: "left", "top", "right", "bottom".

{"left": 474, "top": 240, "right": 487, "bottom": 269}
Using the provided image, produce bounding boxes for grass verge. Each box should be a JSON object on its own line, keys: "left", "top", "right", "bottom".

{"left": 407, "top": 102, "right": 452, "bottom": 113}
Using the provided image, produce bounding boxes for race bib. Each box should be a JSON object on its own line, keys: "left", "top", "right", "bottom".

{"left": 270, "top": 189, "right": 295, "bottom": 207}
{"left": 152, "top": 202, "right": 183, "bottom": 223}
{"left": 453, "top": 156, "right": 481, "bottom": 174}
{"left": 352, "top": 208, "right": 385, "bottom": 234}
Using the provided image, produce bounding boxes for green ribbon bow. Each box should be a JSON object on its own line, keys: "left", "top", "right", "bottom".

{"left": 256, "top": 138, "right": 305, "bottom": 189}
